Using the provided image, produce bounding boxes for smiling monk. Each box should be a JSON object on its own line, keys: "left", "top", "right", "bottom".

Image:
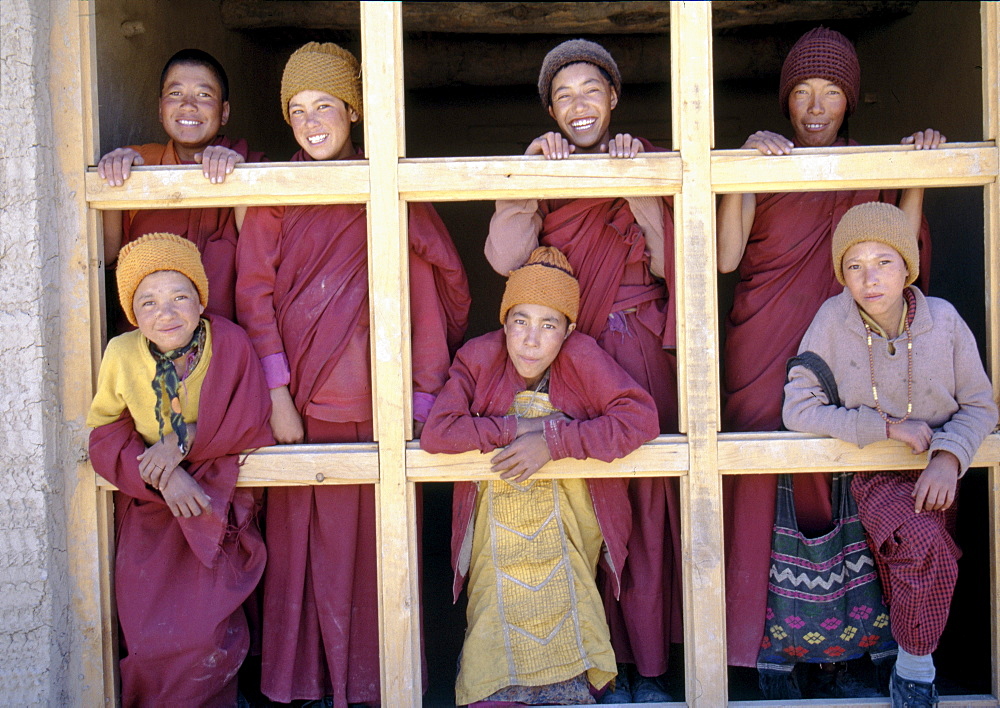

{"left": 485, "top": 39, "right": 681, "bottom": 703}
{"left": 235, "top": 42, "right": 470, "bottom": 707}
{"left": 88, "top": 233, "right": 273, "bottom": 706}
{"left": 98, "top": 49, "right": 265, "bottom": 326}
{"left": 715, "top": 27, "right": 947, "bottom": 695}
{"left": 422, "top": 247, "right": 659, "bottom": 707}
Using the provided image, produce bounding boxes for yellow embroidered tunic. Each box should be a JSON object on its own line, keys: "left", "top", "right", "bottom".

{"left": 87, "top": 322, "right": 212, "bottom": 444}
{"left": 455, "top": 389, "right": 616, "bottom": 705}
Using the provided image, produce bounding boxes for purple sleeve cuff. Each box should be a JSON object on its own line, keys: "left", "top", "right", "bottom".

{"left": 413, "top": 392, "right": 435, "bottom": 423}
{"left": 261, "top": 352, "right": 290, "bottom": 390}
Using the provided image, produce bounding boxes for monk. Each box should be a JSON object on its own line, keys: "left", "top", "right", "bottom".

{"left": 88, "top": 232, "right": 273, "bottom": 706}
{"left": 484, "top": 39, "right": 679, "bottom": 703}
{"left": 422, "top": 246, "right": 660, "bottom": 706}
{"left": 98, "top": 49, "right": 265, "bottom": 324}
{"left": 716, "top": 26, "right": 945, "bottom": 696}
{"left": 235, "top": 42, "right": 470, "bottom": 706}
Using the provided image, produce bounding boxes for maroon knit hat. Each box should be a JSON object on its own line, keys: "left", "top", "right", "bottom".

{"left": 779, "top": 27, "right": 860, "bottom": 118}
{"left": 538, "top": 39, "right": 621, "bottom": 107}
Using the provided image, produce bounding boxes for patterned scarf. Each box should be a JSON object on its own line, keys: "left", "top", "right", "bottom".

{"left": 148, "top": 319, "right": 206, "bottom": 455}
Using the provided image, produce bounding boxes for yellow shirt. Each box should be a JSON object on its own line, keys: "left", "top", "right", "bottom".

{"left": 87, "top": 322, "right": 213, "bottom": 445}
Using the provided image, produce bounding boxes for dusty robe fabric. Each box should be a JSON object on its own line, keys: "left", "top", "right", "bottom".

{"left": 88, "top": 315, "right": 274, "bottom": 707}
{"left": 451, "top": 388, "right": 616, "bottom": 705}
{"left": 783, "top": 287, "right": 997, "bottom": 655}
{"left": 485, "top": 139, "right": 682, "bottom": 675}
{"left": 120, "top": 136, "right": 265, "bottom": 323}
{"left": 721, "top": 140, "right": 934, "bottom": 666}
{"left": 420, "top": 329, "right": 659, "bottom": 603}
{"left": 235, "top": 148, "right": 470, "bottom": 706}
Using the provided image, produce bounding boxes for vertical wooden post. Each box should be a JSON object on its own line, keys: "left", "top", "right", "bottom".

{"left": 56, "top": 1, "right": 109, "bottom": 704}
{"left": 671, "top": 2, "right": 728, "bottom": 705}
{"left": 360, "top": 2, "right": 422, "bottom": 704}
{"left": 980, "top": 2, "right": 1000, "bottom": 698}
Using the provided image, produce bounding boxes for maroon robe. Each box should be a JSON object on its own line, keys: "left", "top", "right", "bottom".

{"left": 721, "top": 139, "right": 933, "bottom": 666}
{"left": 235, "top": 149, "right": 470, "bottom": 706}
{"left": 121, "top": 136, "right": 266, "bottom": 323}
{"left": 89, "top": 315, "right": 274, "bottom": 707}
{"left": 529, "top": 142, "right": 682, "bottom": 675}
{"left": 419, "top": 329, "right": 660, "bottom": 603}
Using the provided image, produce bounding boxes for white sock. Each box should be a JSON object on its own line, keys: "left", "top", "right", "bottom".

{"left": 895, "top": 647, "right": 935, "bottom": 684}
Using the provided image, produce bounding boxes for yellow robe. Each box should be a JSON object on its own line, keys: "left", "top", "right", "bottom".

{"left": 456, "top": 389, "right": 616, "bottom": 705}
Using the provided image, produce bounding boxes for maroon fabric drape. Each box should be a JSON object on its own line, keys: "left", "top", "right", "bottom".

{"left": 89, "top": 315, "right": 273, "bottom": 707}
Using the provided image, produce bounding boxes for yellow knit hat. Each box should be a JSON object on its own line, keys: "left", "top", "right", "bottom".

{"left": 117, "top": 233, "right": 209, "bottom": 326}
{"left": 499, "top": 247, "right": 580, "bottom": 325}
{"left": 281, "top": 42, "right": 363, "bottom": 124}
{"left": 832, "top": 201, "right": 919, "bottom": 286}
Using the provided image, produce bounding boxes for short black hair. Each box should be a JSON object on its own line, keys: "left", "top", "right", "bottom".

{"left": 160, "top": 49, "right": 229, "bottom": 103}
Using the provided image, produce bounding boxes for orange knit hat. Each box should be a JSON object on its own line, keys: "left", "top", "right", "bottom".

{"left": 832, "top": 202, "right": 919, "bottom": 286}
{"left": 499, "top": 247, "right": 579, "bottom": 325}
{"left": 117, "top": 233, "right": 209, "bottom": 326}
{"left": 281, "top": 42, "right": 363, "bottom": 124}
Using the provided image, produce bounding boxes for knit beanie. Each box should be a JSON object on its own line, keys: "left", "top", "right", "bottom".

{"left": 537, "top": 39, "right": 621, "bottom": 106}
{"left": 779, "top": 27, "right": 860, "bottom": 118}
{"left": 500, "top": 247, "right": 580, "bottom": 325}
{"left": 117, "top": 233, "right": 209, "bottom": 326}
{"left": 281, "top": 42, "right": 363, "bottom": 124}
{"left": 832, "top": 202, "right": 919, "bottom": 286}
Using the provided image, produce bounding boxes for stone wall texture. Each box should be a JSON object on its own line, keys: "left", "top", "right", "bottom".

{"left": 0, "top": 1, "right": 70, "bottom": 704}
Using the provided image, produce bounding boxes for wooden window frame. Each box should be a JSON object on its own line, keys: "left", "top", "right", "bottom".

{"left": 59, "top": 2, "right": 1000, "bottom": 705}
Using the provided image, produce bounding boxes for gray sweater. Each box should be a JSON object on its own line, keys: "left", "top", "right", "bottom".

{"left": 782, "top": 287, "right": 997, "bottom": 473}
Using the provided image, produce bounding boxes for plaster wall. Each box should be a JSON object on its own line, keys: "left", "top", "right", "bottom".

{"left": 0, "top": 0, "right": 70, "bottom": 704}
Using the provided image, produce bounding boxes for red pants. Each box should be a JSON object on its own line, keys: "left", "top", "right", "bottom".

{"left": 852, "top": 470, "right": 961, "bottom": 656}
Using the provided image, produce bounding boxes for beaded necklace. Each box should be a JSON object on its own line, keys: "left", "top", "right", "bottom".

{"left": 863, "top": 290, "right": 914, "bottom": 426}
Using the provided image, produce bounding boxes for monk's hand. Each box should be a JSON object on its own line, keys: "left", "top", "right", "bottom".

{"left": 605, "top": 133, "right": 644, "bottom": 158}
{"left": 160, "top": 468, "right": 212, "bottom": 518}
{"left": 913, "top": 450, "right": 959, "bottom": 513}
{"left": 195, "top": 145, "right": 245, "bottom": 184}
{"left": 525, "top": 132, "right": 575, "bottom": 160}
{"left": 269, "top": 386, "right": 305, "bottom": 444}
{"left": 412, "top": 419, "right": 425, "bottom": 439}
{"left": 491, "top": 431, "right": 552, "bottom": 483}
{"left": 137, "top": 433, "right": 185, "bottom": 489}
{"left": 515, "top": 412, "right": 570, "bottom": 438}
{"left": 886, "top": 418, "right": 932, "bottom": 454}
{"left": 742, "top": 130, "right": 794, "bottom": 156}
{"left": 97, "top": 147, "right": 144, "bottom": 187}
{"left": 901, "top": 129, "right": 947, "bottom": 150}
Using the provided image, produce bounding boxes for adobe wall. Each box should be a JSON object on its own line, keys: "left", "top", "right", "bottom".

{"left": 0, "top": 0, "right": 70, "bottom": 703}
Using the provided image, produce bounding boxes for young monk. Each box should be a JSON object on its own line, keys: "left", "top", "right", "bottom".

{"left": 783, "top": 202, "right": 997, "bottom": 707}
{"left": 235, "top": 42, "right": 470, "bottom": 706}
{"left": 485, "top": 38, "right": 679, "bottom": 703}
{"left": 421, "top": 246, "right": 660, "bottom": 707}
{"left": 715, "top": 26, "right": 947, "bottom": 685}
{"left": 98, "top": 49, "right": 265, "bottom": 323}
{"left": 88, "top": 232, "right": 273, "bottom": 706}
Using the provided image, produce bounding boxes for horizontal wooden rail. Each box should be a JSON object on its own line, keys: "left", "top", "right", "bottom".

{"left": 720, "top": 430, "right": 1000, "bottom": 473}
{"left": 91, "top": 432, "right": 1000, "bottom": 488}
{"left": 85, "top": 144, "right": 997, "bottom": 210}
{"left": 406, "top": 435, "right": 689, "bottom": 481}
{"left": 713, "top": 142, "right": 998, "bottom": 193}
{"left": 397, "top": 153, "right": 683, "bottom": 200}
{"left": 85, "top": 160, "right": 371, "bottom": 209}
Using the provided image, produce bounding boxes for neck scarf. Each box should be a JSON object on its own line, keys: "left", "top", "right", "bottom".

{"left": 148, "top": 319, "right": 206, "bottom": 454}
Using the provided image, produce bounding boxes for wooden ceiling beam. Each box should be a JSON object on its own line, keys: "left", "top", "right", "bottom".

{"left": 221, "top": 1, "right": 918, "bottom": 34}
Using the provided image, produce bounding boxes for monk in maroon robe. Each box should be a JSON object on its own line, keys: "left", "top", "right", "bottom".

{"left": 485, "top": 40, "right": 679, "bottom": 701}
{"left": 89, "top": 313, "right": 273, "bottom": 707}
{"left": 716, "top": 27, "right": 945, "bottom": 676}
{"left": 236, "top": 42, "right": 470, "bottom": 706}
{"left": 98, "top": 49, "right": 264, "bottom": 326}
